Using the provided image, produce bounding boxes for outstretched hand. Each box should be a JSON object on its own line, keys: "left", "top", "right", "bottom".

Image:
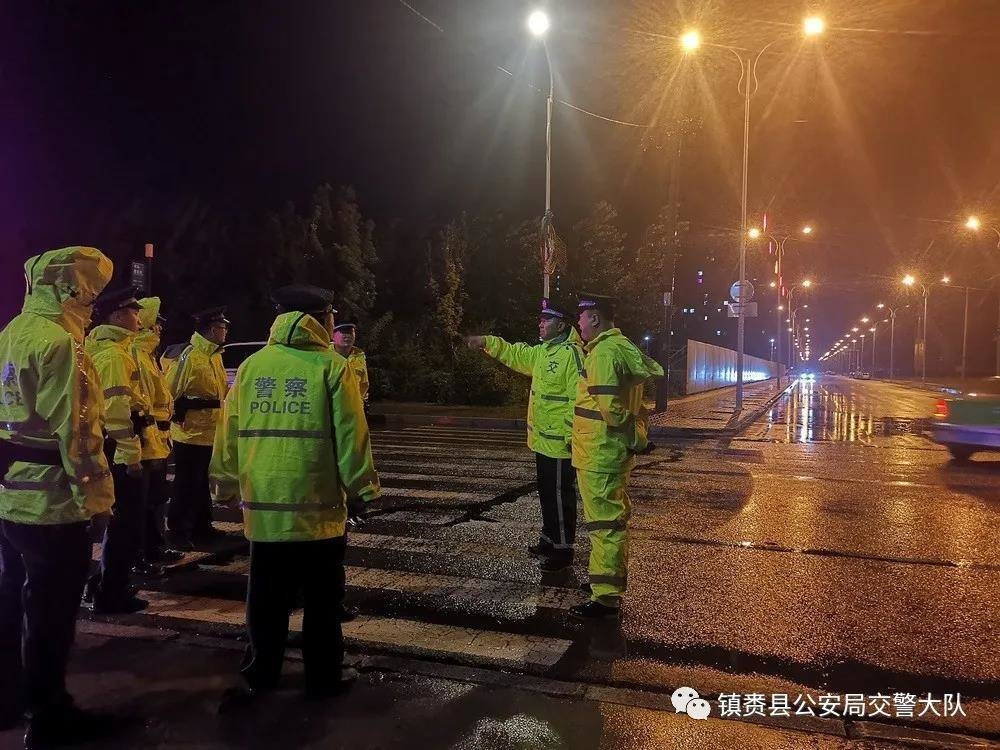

{"left": 465, "top": 335, "right": 486, "bottom": 350}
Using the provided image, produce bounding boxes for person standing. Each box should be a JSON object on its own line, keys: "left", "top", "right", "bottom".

{"left": 466, "top": 299, "right": 584, "bottom": 572}
{"left": 331, "top": 321, "right": 369, "bottom": 404}
{"left": 0, "top": 247, "right": 117, "bottom": 746}
{"left": 163, "top": 307, "right": 229, "bottom": 549}
{"left": 211, "top": 285, "right": 380, "bottom": 707}
{"left": 569, "top": 293, "right": 663, "bottom": 619}
{"left": 86, "top": 287, "right": 153, "bottom": 613}
{"left": 132, "top": 297, "right": 182, "bottom": 568}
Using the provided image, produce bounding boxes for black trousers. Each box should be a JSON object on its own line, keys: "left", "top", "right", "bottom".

{"left": 142, "top": 459, "right": 169, "bottom": 559}
{"left": 0, "top": 520, "right": 91, "bottom": 719}
{"left": 535, "top": 453, "right": 577, "bottom": 557}
{"left": 168, "top": 442, "right": 213, "bottom": 539}
{"left": 98, "top": 460, "right": 146, "bottom": 602}
{"left": 241, "top": 536, "right": 346, "bottom": 692}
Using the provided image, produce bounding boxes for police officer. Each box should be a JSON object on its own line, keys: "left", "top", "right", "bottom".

{"left": 466, "top": 298, "right": 584, "bottom": 572}
{"left": 86, "top": 287, "right": 154, "bottom": 613}
{"left": 132, "top": 298, "right": 182, "bottom": 567}
{"left": 211, "top": 284, "right": 380, "bottom": 707}
{"left": 331, "top": 321, "right": 369, "bottom": 404}
{"left": 163, "top": 306, "right": 229, "bottom": 549}
{"left": 0, "top": 247, "right": 117, "bottom": 746}
{"left": 569, "top": 293, "right": 663, "bottom": 619}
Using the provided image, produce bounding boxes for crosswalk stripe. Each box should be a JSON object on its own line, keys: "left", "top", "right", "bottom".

{"left": 136, "top": 590, "right": 572, "bottom": 670}
{"left": 197, "top": 555, "right": 585, "bottom": 611}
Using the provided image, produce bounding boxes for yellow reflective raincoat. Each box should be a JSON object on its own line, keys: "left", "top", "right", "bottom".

{"left": 163, "top": 332, "right": 228, "bottom": 446}
{"left": 86, "top": 324, "right": 150, "bottom": 467}
{"left": 571, "top": 328, "right": 663, "bottom": 473}
{"left": 132, "top": 298, "right": 172, "bottom": 460}
{"left": 343, "top": 347, "right": 369, "bottom": 402}
{"left": 0, "top": 247, "right": 115, "bottom": 524}
{"left": 210, "top": 312, "right": 380, "bottom": 543}
{"left": 483, "top": 328, "right": 584, "bottom": 459}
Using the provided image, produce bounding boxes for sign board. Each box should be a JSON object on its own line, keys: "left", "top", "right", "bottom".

{"left": 730, "top": 280, "right": 755, "bottom": 302}
{"left": 662, "top": 292, "right": 672, "bottom": 307}
{"left": 727, "top": 302, "right": 758, "bottom": 318}
{"left": 129, "top": 261, "right": 146, "bottom": 293}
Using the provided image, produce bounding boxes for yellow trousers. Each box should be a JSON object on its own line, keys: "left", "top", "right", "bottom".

{"left": 577, "top": 468, "right": 631, "bottom": 606}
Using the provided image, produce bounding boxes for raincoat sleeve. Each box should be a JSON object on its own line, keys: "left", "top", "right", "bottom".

{"left": 586, "top": 352, "right": 632, "bottom": 428}
{"left": 94, "top": 354, "right": 143, "bottom": 466}
{"left": 209, "top": 382, "right": 240, "bottom": 503}
{"left": 328, "top": 363, "right": 380, "bottom": 504}
{"left": 355, "top": 353, "right": 370, "bottom": 402}
{"left": 36, "top": 339, "right": 113, "bottom": 503}
{"left": 483, "top": 336, "right": 540, "bottom": 377}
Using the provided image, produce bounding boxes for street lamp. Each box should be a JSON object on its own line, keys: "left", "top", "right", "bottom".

{"left": 902, "top": 275, "right": 929, "bottom": 382}
{"left": 877, "top": 303, "right": 898, "bottom": 379}
{"left": 683, "top": 22, "right": 824, "bottom": 412}
{"left": 787, "top": 280, "right": 815, "bottom": 372}
{"left": 529, "top": 9, "right": 555, "bottom": 298}
{"left": 964, "top": 215, "right": 1000, "bottom": 377}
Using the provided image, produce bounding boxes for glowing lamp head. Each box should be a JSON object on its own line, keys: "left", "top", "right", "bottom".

{"left": 680, "top": 29, "right": 702, "bottom": 52}
{"left": 747, "top": 227, "right": 762, "bottom": 240}
{"left": 801, "top": 225, "right": 814, "bottom": 235}
{"left": 902, "top": 274, "right": 916, "bottom": 287}
{"left": 966, "top": 216, "right": 982, "bottom": 231}
{"left": 802, "top": 279, "right": 813, "bottom": 288}
{"left": 527, "top": 10, "right": 550, "bottom": 37}
{"left": 941, "top": 275, "right": 951, "bottom": 284}
{"left": 804, "top": 16, "right": 826, "bottom": 36}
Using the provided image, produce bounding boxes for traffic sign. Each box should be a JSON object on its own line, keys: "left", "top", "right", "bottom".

{"left": 730, "top": 280, "right": 755, "bottom": 302}
{"left": 727, "top": 302, "right": 758, "bottom": 318}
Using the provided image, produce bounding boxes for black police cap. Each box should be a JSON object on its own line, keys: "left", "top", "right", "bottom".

{"left": 192, "top": 306, "right": 231, "bottom": 328}
{"left": 539, "top": 298, "right": 571, "bottom": 320}
{"left": 94, "top": 286, "right": 141, "bottom": 320}
{"left": 270, "top": 285, "right": 338, "bottom": 315}
{"left": 577, "top": 292, "right": 616, "bottom": 317}
{"left": 333, "top": 320, "right": 358, "bottom": 332}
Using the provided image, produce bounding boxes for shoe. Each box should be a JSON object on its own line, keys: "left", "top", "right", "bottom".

{"left": 167, "top": 534, "right": 195, "bottom": 552}
{"left": 568, "top": 600, "right": 620, "bottom": 620}
{"left": 93, "top": 594, "right": 148, "bottom": 615}
{"left": 82, "top": 577, "right": 98, "bottom": 605}
{"left": 539, "top": 556, "right": 573, "bottom": 573}
{"left": 338, "top": 604, "right": 359, "bottom": 623}
{"left": 305, "top": 667, "right": 359, "bottom": 699}
{"left": 24, "top": 706, "right": 115, "bottom": 749}
{"left": 218, "top": 686, "right": 260, "bottom": 715}
{"left": 132, "top": 561, "right": 165, "bottom": 578}
{"left": 159, "top": 549, "right": 186, "bottom": 564}
{"left": 527, "top": 542, "right": 553, "bottom": 557}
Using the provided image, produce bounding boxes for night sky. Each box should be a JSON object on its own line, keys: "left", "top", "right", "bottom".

{"left": 3, "top": 0, "right": 1000, "bottom": 366}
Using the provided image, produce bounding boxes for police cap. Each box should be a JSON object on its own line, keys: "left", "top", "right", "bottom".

{"left": 539, "top": 297, "right": 571, "bottom": 320}
{"left": 94, "top": 286, "right": 141, "bottom": 321}
{"left": 577, "top": 292, "right": 616, "bottom": 318}
{"left": 271, "top": 285, "right": 338, "bottom": 315}
{"left": 193, "top": 306, "right": 231, "bottom": 329}
{"left": 333, "top": 320, "right": 357, "bottom": 333}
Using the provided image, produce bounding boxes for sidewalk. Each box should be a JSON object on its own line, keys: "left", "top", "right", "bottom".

{"left": 884, "top": 377, "right": 1000, "bottom": 397}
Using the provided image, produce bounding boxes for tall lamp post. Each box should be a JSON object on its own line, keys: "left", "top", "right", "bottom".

{"left": 681, "top": 18, "right": 825, "bottom": 412}
{"left": 876, "top": 303, "right": 898, "bottom": 379}
{"left": 786, "top": 280, "right": 813, "bottom": 368}
{"left": 528, "top": 10, "right": 555, "bottom": 298}
{"left": 965, "top": 216, "right": 1000, "bottom": 378}
{"left": 902, "top": 275, "right": 929, "bottom": 381}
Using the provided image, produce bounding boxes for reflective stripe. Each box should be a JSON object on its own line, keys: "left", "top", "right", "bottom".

{"left": 571, "top": 348, "right": 584, "bottom": 377}
{"left": 587, "top": 385, "right": 620, "bottom": 396}
{"left": 574, "top": 407, "right": 604, "bottom": 421}
{"left": 237, "top": 429, "right": 327, "bottom": 439}
{"left": 1, "top": 479, "right": 66, "bottom": 491}
{"left": 585, "top": 519, "right": 628, "bottom": 532}
{"left": 103, "top": 386, "right": 131, "bottom": 398}
{"left": 0, "top": 421, "right": 28, "bottom": 431}
{"left": 589, "top": 574, "right": 627, "bottom": 586}
{"left": 555, "top": 458, "right": 566, "bottom": 546}
{"left": 106, "top": 428, "right": 135, "bottom": 440}
{"left": 537, "top": 430, "right": 564, "bottom": 440}
{"left": 241, "top": 501, "right": 340, "bottom": 511}
{"left": 539, "top": 394, "right": 570, "bottom": 403}
{"left": 564, "top": 420, "right": 573, "bottom": 428}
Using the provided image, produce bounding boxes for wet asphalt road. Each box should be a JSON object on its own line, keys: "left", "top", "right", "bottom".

{"left": 62, "top": 374, "right": 1000, "bottom": 747}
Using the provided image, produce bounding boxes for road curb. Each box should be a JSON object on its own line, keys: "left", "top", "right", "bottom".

{"left": 723, "top": 380, "right": 796, "bottom": 436}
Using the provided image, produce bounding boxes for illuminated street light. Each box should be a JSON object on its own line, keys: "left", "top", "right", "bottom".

{"left": 802, "top": 279, "right": 813, "bottom": 288}
{"left": 966, "top": 215, "right": 982, "bottom": 231}
{"left": 852, "top": 327, "right": 859, "bottom": 333}
{"left": 803, "top": 16, "right": 826, "bottom": 36}
{"left": 527, "top": 10, "right": 550, "bottom": 37}
{"left": 860, "top": 317, "right": 869, "bottom": 324}
{"left": 877, "top": 303, "right": 885, "bottom": 310}
{"left": 941, "top": 275, "right": 951, "bottom": 284}
{"left": 747, "top": 227, "right": 762, "bottom": 240}
{"left": 769, "top": 281, "right": 777, "bottom": 288}
{"left": 802, "top": 225, "right": 814, "bottom": 235}
{"left": 902, "top": 274, "right": 916, "bottom": 287}
{"left": 962, "top": 215, "right": 1000, "bottom": 376}
{"left": 680, "top": 29, "right": 701, "bottom": 52}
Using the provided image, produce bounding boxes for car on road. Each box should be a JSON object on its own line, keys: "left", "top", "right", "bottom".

{"left": 222, "top": 341, "right": 267, "bottom": 387}
{"left": 931, "top": 392, "right": 1000, "bottom": 461}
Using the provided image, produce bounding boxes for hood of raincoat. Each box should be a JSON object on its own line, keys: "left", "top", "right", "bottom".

{"left": 267, "top": 312, "right": 331, "bottom": 350}
{"left": 21, "top": 247, "right": 114, "bottom": 341}
{"left": 135, "top": 297, "right": 161, "bottom": 353}
{"left": 585, "top": 328, "right": 664, "bottom": 379}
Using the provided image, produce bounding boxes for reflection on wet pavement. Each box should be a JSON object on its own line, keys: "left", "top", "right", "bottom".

{"left": 761, "top": 377, "right": 938, "bottom": 444}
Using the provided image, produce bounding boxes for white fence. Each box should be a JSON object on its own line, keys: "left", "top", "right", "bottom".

{"left": 685, "top": 339, "right": 783, "bottom": 395}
